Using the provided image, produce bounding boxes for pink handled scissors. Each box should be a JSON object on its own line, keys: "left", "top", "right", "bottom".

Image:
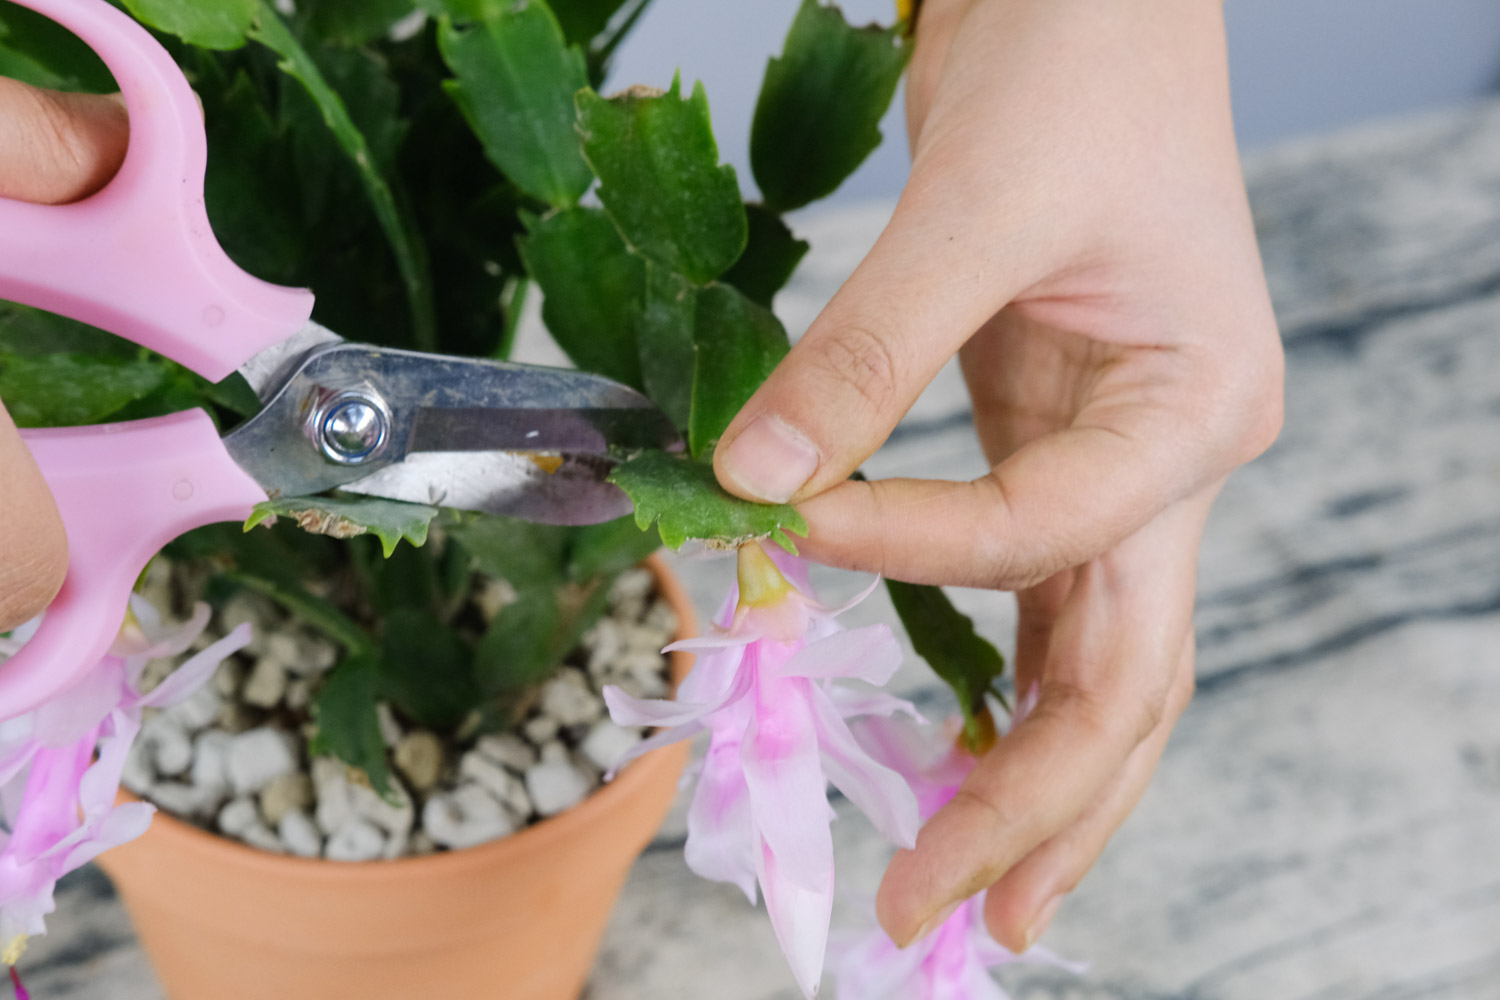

{"left": 0, "top": 0, "right": 679, "bottom": 720}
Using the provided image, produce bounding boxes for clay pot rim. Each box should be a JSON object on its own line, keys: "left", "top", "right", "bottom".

{"left": 119, "top": 552, "right": 695, "bottom": 885}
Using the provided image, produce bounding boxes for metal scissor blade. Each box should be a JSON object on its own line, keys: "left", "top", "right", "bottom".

{"left": 339, "top": 452, "right": 633, "bottom": 525}
{"left": 224, "top": 341, "right": 682, "bottom": 525}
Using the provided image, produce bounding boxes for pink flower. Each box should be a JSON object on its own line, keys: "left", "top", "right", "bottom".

{"left": 832, "top": 690, "right": 1085, "bottom": 999}
{"left": 831, "top": 891, "right": 1083, "bottom": 1000}
{"left": 603, "top": 543, "right": 920, "bottom": 998}
{"left": 0, "top": 597, "right": 250, "bottom": 964}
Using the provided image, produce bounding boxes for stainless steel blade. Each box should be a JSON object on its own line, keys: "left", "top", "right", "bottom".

{"left": 224, "top": 342, "right": 681, "bottom": 524}
{"left": 236, "top": 320, "right": 343, "bottom": 401}
{"left": 339, "top": 452, "right": 634, "bottom": 525}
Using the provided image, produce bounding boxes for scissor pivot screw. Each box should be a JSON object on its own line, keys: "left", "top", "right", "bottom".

{"left": 316, "top": 391, "right": 390, "bottom": 465}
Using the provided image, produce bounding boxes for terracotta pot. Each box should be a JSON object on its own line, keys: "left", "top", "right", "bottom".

{"left": 98, "top": 554, "right": 694, "bottom": 1000}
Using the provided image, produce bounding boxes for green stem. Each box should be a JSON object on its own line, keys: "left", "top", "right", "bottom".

{"left": 493, "top": 275, "right": 529, "bottom": 359}
{"left": 248, "top": 3, "right": 439, "bottom": 351}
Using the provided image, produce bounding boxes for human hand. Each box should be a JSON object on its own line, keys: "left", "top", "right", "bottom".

{"left": 0, "top": 77, "right": 129, "bottom": 630}
{"left": 713, "top": 0, "right": 1283, "bottom": 952}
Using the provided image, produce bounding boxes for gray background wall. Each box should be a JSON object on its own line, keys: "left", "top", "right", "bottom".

{"left": 608, "top": 0, "right": 1500, "bottom": 204}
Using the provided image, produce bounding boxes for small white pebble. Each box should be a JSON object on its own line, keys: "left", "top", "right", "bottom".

{"left": 581, "top": 719, "right": 644, "bottom": 773}
{"left": 278, "top": 809, "right": 322, "bottom": 858}
{"left": 458, "top": 751, "right": 531, "bottom": 818}
{"left": 473, "top": 577, "right": 517, "bottom": 622}
{"left": 349, "top": 779, "right": 414, "bottom": 837}
{"left": 394, "top": 731, "right": 445, "bottom": 792}
{"left": 226, "top": 728, "right": 299, "bottom": 795}
{"left": 325, "top": 818, "right": 385, "bottom": 862}
{"left": 141, "top": 714, "right": 193, "bottom": 777}
{"left": 122, "top": 741, "right": 154, "bottom": 795}
{"left": 241, "top": 656, "right": 288, "bottom": 708}
{"left": 190, "top": 730, "right": 233, "bottom": 795}
{"left": 422, "top": 784, "right": 514, "bottom": 850}
{"left": 525, "top": 755, "right": 593, "bottom": 817}
{"left": 312, "top": 758, "right": 354, "bottom": 836}
{"left": 474, "top": 733, "right": 534, "bottom": 772}
{"left": 149, "top": 781, "right": 216, "bottom": 819}
{"left": 284, "top": 677, "right": 314, "bottom": 711}
{"left": 285, "top": 632, "right": 338, "bottom": 677}
{"left": 262, "top": 632, "right": 300, "bottom": 669}
{"left": 539, "top": 668, "right": 603, "bottom": 727}
{"left": 523, "top": 714, "right": 559, "bottom": 745}
{"left": 240, "top": 821, "right": 284, "bottom": 854}
{"left": 167, "top": 683, "right": 222, "bottom": 732}
{"left": 259, "top": 772, "right": 314, "bottom": 827}
{"left": 212, "top": 659, "right": 246, "bottom": 699}
{"left": 217, "top": 796, "right": 260, "bottom": 837}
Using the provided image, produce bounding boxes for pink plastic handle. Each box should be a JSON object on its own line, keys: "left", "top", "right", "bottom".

{"left": 3, "top": 412, "right": 267, "bottom": 719}
{"left": 0, "top": 0, "right": 313, "bottom": 381}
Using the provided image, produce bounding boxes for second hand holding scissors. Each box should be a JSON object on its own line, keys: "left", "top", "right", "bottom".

{"left": 0, "top": 0, "right": 680, "bottom": 718}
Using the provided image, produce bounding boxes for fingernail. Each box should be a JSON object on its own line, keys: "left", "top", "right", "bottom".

{"left": 1021, "top": 895, "right": 1064, "bottom": 953}
{"left": 907, "top": 900, "right": 962, "bottom": 947}
{"left": 720, "top": 415, "right": 819, "bottom": 503}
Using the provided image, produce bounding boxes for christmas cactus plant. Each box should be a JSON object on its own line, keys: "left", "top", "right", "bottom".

{"left": 0, "top": 0, "right": 1042, "bottom": 993}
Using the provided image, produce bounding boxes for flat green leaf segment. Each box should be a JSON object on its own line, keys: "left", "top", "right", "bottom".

{"left": 121, "top": 0, "right": 258, "bottom": 50}
{"left": 246, "top": 496, "right": 439, "bottom": 557}
{"left": 577, "top": 77, "right": 747, "bottom": 284}
{"left": 751, "top": 0, "right": 909, "bottom": 213}
{"left": 302, "top": 0, "right": 413, "bottom": 46}
{"left": 0, "top": 3, "right": 114, "bottom": 91}
{"left": 124, "top": 0, "right": 438, "bottom": 351}
{"left": 0, "top": 354, "right": 165, "bottom": 427}
{"left": 518, "top": 206, "right": 644, "bottom": 388}
{"left": 609, "top": 450, "right": 806, "bottom": 552}
{"left": 885, "top": 579, "right": 1007, "bottom": 743}
{"left": 688, "top": 283, "right": 790, "bottom": 457}
{"left": 439, "top": 2, "right": 593, "bottom": 207}
{"left": 724, "top": 203, "right": 810, "bottom": 307}
{"left": 310, "top": 653, "right": 393, "bottom": 795}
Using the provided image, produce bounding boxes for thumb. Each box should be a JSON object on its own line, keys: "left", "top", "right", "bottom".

{"left": 0, "top": 77, "right": 128, "bottom": 205}
{"left": 712, "top": 180, "right": 1046, "bottom": 506}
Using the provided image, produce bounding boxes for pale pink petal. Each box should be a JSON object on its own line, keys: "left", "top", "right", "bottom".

{"left": 0, "top": 743, "right": 33, "bottom": 790}
{"left": 77, "top": 712, "right": 140, "bottom": 820}
{"left": 764, "top": 547, "right": 814, "bottom": 594}
{"left": 831, "top": 926, "right": 923, "bottom": 999}
{"left": 674, "top": 644, "right": 750, "bottom": 705}
{"left": 61, "top": 802, "right": 154, "bottom": 870}
{"left": 806, "top": 573, "right": 881, "bottom": 622}
{"left": 683, "top": 727, "right": 758, "bottom": 903}
{"left": 31, "top": 660, "right": 126, "bottom": 748}
{"left": 7, "top": 739, "right": 95, "bottom": 864}
{"left": 808, "top": 686, "right": 918, "bottom": 849}
{"left": 662, "top": 633, "right": 747, "bottom": 654}
{"left": 136, "top": 624, "right": 252, "bottom": 708}
{"left": 757, "top": 838, "right": 833, "bottom": 1000}
{"left": 732, "top": 597, "right": 812, "bottom": 643}
{"left": 740, "top": 674, "right": 833, "bottom": 893}
{"left": 824, "top": 685, "right": 923, "bottom": 723}
{"left": 603, "top": 656, "right": 751, "bottom": 727}
{"left": 778, "top": 625, "right": 901, "bottom": 685}
{"left": 603, "top": 720, "right": 703, "bottom": 779}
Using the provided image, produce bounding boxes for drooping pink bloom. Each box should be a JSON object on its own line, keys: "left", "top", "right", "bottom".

{"left": 0, "top": 597, "right": 250, "bottom": 964}
{"left": 832, "top": 689, "right": 1085, "bottom": 999}
{"left": 604, "top": 543, "right": 920, "bottom": 998}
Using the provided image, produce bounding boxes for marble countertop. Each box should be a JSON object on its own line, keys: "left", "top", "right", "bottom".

{"left": 28, "top": 99, "right": 1500, "bottom": 998}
